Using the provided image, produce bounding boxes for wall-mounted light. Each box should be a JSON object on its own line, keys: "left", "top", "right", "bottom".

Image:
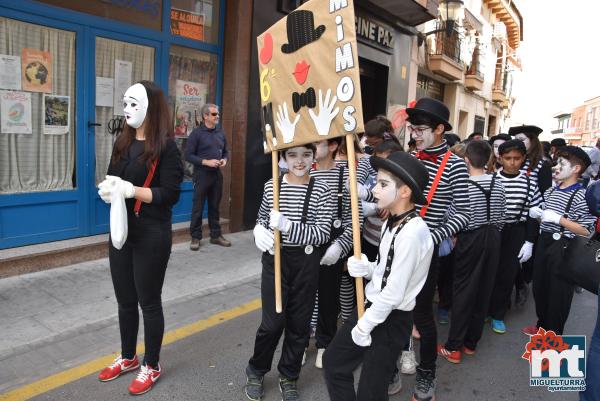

{"left": 418, "top": 0, "right": 464, "bottom": 46}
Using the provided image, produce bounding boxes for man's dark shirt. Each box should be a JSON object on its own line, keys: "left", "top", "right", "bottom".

{"left": 185, "top": 123, "right": 229, "bottom": 171}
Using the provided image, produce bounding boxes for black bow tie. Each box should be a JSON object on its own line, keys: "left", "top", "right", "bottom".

{"left": 292, "top": 87, "right": 316, "bottom": 113}
{"left": 386, "top": 209, "right": 417, "bottom": 232}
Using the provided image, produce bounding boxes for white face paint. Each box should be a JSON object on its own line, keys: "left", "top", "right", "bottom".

{"left": 285, "top": 146, "right": 313, "bottom": 177}
{"left": 372, "top": 169, "right": 399, "bottom": 210}
{"left": 123, "top": 83, "right": 149, "bottom": 129}
{"left": 552, "top": 156, "right": 576, "bottom": 182}
{"left": 315, "top": 141, "right": 329, "bottom": 161}
{"left": 492, "top": 139, "right": 506, "bottom": 159}
{"left": 410, "top": 125, "right": 435, "bottom": 150}
{"left": 515, "top": 133, "right": 531, "bottom": 151}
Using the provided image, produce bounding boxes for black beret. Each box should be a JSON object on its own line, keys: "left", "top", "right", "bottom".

{"left": 498, "top": 139, "right": 526, "bottom": 155}
{"left": 508, "top": 125, "right": 543, "bottom": 137}
{"left": 558, "top": 145, "right": 592, "bottom": 170}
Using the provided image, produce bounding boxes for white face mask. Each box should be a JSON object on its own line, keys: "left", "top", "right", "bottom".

{"left": 493, "top": 139, "right": 506, "bottom": 159}
{"left": 553, "top": 156, "right": 576, "bottom": 182}
{"left": 372, "top": 170, "right": 398, "bottom": 210}
{"left": 285, "top": 146, "right": 313, "bottom": 177}
{"left": 515, "top": 133, "right": 531, "bottom": 151}
{"left": 123, "top": 83, "right": 149, "bottom": 129}
{"left": 411, "top": 126, "right": 435, "bottom": 150}
{"left": 315, "top": 141, "right": 329, "bottom": 161}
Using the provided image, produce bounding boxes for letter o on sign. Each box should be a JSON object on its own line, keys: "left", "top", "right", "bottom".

{"left": 337, "top": 76, "right": 354, "bottom": 103}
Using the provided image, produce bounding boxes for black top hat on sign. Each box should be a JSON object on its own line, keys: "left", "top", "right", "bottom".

{"left": 406, "top": 97, "right": 452, "bottom": 132}
{"left": 281, "top": 10, "right": 326, "bottom": 54}
{"left": 370, "top": 152, "right": 430, "bottom": 206}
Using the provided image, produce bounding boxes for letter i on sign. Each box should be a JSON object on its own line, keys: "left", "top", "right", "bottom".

{"left": 336, "top": 15, "right": 344, "bottom": 42}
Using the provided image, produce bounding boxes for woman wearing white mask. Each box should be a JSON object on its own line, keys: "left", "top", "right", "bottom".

{"left": 486, "top": 133, "right": 511, "bottom": 173}
{"left": 96, "top": 81, "right": 183, "bottom": 395}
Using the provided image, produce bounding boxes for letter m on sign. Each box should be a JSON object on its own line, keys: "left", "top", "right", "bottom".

{"left": 329, "top": 0, "right": 348, "bottom": 13}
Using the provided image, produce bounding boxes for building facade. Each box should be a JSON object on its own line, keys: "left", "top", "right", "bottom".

{"left": 408, "top": 0, "right": 523, "bottom": 140}
{"left": 562, "top": 97, "right": 600, "bottom": 146}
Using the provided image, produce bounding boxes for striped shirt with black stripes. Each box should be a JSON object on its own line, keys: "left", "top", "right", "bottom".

{"left": 256, "top": 176, "right": 334, "bottom": 246}
{"left": 540, "top": 183, "right": 596, "bottom": 238}
{"left": 412, "top": 141, "right": 470, "bottom": 245}
{"left": 495, "top": 170, "right": 543, "bottom": 224}
{"left": 448, "top": 174, "right": 506, "bottom": 231}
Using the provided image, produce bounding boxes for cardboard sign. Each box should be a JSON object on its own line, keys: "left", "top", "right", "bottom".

{"left": 256, "top": 0, "right": 364, "bottom": 153}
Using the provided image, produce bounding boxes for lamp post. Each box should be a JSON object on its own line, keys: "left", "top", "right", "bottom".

{"left": 418, "top": 0, "right": 464, "bottom": 46}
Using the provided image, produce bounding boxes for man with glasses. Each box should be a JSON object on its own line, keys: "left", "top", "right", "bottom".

{"left": 185, "top": 103, "right": 231, "bottom": 249}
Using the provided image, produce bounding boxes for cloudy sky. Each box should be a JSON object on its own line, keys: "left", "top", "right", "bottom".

{"left": 508, "top": 0, "right": 600, "bottom": 139}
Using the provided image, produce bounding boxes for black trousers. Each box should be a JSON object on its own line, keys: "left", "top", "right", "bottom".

{"left": 190, "top": 168, "right": 222, "bottom": 240}
{"left": 489, "top": 222, "right": 526, "bottom": 320}
{"left": 248, "top": 247, "right": 320, "bottom": 379}
{"left": 109, "top": 220, "right": 172, "bottom": 367}
{"left": 532, "top": 232, "right": 574, "bottom": 335}
{"left": 316, "top": 258, "right": 345, "bottom": 349}
{"left": 413, "top": 245, "right": 439, "bottom": 372}
{"left": 437, "top": 252, "right": 454, "bottom": 311}
{"left": 446, "top": 226, "right": 501, "bottom": 351}
{"left": 361, "top": 235, "right": 379, "bottom": 262}
{"left": 323, "top": 308, "right": 412, "bottom": 401}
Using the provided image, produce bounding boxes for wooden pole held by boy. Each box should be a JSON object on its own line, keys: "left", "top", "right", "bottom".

{"left": 271, "top": 150, "right": 283, "bottom": 313}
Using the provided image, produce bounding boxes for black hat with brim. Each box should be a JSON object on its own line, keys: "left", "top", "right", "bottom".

{"left": 488, "top": 133, "right": 511, "bottom": 146}
{"left": 558, "top": 145, "right": 592, "bottom": 170}
{"left": 508, "top": 125, "right": 543, "bottom": 137}
{"left": 550, "top": 138, "right": 567, "bottom": 147}
{"left": 406, "top": 98, "right": 452, "bottom": 132}
{"left": 370, "top": 152, "right": 429, "bottom": 206}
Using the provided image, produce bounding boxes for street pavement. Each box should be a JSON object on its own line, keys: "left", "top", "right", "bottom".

{"left": 0, "top": 230, "right": 596, "bottom": 400}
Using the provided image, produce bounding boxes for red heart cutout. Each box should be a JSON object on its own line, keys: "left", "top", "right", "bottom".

{"left": 260, "top": 33, "right": 273, "bottom": 65}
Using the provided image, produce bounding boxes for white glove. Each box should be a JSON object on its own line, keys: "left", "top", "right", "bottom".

{"left": 346, "top": 179, "right": 369, "bottom": 201}
{"left": 98, "top": 175, "right": 135, "bottom": 203}
{"left": 320, "top": 242, "right": 343, "bottom": 266}
{"left": 269, "top": 210, "right": 292, "bottom": 233}
{"left": 351, "top": 322, "right": 371, "bottom": 347}
{"left": 253, "top": 225, "right": 274, "bottom": 252}
{"left": 529, "top": 206, "right": 543, "bottom": 219}
{"left": 97, "top": 176, "right": 118, "bottom": 203}
{"left": 518, "top": 241, "right": 533, "bottom": 263}
{"left": 541, "top": 210, "right": 562, "bottom": 225}
{"left": 362, "top": 201, "right": 378, "bottom": 217}
{"left": 347, "top": 254, "right": 371, "bottom": 278}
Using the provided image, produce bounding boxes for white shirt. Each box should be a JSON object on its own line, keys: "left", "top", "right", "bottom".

{"left": 359, "top": 216, "right": 434, "bottom": 334}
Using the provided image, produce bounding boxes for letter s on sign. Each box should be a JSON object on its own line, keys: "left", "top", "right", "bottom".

{"left": 260, "top": 69, "right": 271, "bottom": 102}
{"left": 343, "top": 105, "right": 357, "bottom": 132}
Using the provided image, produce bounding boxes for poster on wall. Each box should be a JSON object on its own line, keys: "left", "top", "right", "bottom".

{"left": 96, "top": 77, "right": 114, "bottom": 107}
{"left": 0, "top": 55, "right": 22, "bottom": 90}
{"left": 256, "top": 0, "right": 364, "bottom": 153}
{"left": 171, "top": 8, "right": 205, "bottom": 41}
{"left": 113, "top": 59, "right": 132, "bottom": 115}
{"left": 43, "top": 94, "right": 70, "bottom": 135}
{"left": 0, "top": 90, "right": 32, "bottom": 134}
{"left": 21, "top": 49, "right": 52, "bottom": 93}
{"left": 174, "top": 79, "right": 206, "bottom": 137}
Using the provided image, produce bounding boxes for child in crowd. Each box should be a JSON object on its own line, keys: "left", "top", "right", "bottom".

{"left": 438, "top": 140, "right": 506, "bottom": 362}
{"left": 525, "top": 146, "right": 596, "bottom": 335}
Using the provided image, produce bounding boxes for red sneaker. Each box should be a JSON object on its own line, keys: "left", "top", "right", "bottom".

{"left": 437, "top": 344, "right": 461, "bottom": 363}
{"left": 128, "top": 363, "right": 162, "bottom": 395}
{"left": 462, "top": 345, "right": 476, "bottom": 356}
{"left": 522, "top": 325, "right": 538, "bottom": 335}
{"left": 98, "top": 355, "right": 139, "bottom": 382}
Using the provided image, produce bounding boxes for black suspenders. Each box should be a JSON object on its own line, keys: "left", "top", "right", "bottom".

{"left": 470, "top": 175, "right": 497, "bottom": 224}
{"left": 278, "top": 175, "right": 315, "bottom": 225}
{"left": 337, "top": 166, "right": 345, "bottom": 221}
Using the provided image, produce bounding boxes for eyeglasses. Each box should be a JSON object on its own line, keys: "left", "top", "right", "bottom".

{"left": 406, "top": 124, "right": 431, "bottom": 137}
{"left": 210, "top": 112, "right": 220, "bottom": 117}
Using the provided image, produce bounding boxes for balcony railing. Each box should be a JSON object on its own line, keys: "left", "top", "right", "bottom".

{"left": 493, "top": 67, "right": 507, "bottom": 92}
{"left": 466, "top": 44, "right": 484, "bottom": 79}
{"left": 430, "top": 22, "right": 463, "bottom": 65}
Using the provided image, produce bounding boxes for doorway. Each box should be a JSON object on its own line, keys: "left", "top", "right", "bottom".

{"left": 359, "top": 57, "right": 388, "bottom": 123}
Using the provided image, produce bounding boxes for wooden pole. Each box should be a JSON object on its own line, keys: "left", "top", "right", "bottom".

{"left": 344, "top": 133, "right": 365, "bottom": 318}
{"left": 271, "top": 150, "right": 283, "bottom": 313}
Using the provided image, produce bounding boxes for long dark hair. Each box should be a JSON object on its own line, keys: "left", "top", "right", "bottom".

{"left": 525, "top": 132, "right": 544, "bottom": 171}
{"left": 111, "top": 80, "right": 173, "bottom": 166}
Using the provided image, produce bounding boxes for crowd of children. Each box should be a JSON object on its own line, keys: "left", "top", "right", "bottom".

{"left": 243, "top": 97, "right": 597, "bottom": 401}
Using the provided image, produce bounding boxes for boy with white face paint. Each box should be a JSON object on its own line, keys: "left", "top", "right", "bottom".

{"left": 524, "top": 146, "right": 596, "bottom": 336}
{"left": 245, "top": 144, "right": 335, "bottom": 401}
{"left": 323, "top": 151, "right": 433, "bottom": 401}
{"left": 307, "top": 138, "right": 355, "bottom": 369}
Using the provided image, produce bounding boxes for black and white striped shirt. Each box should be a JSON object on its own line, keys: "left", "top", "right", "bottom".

{"left": 256, "top": 176, "right": 334, "bottom": 246}
{"left": 496, "top": 170, "right": 543, "bottom": 224}
{"left": 521, "top": 159, "right": 553, "bottom": 197}
{"left": 449, "top": 174, "right": 506, "bottom": 231}
{"left": 540, "top": 183, "right": 596, "bottom": 238}
{"left": 310, "top": 166, "right": 354, "bottom": 256}
{"left": 412, "top": 141, "right": 470, "bottom": 245}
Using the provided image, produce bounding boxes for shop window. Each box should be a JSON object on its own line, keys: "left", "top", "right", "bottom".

{"left": 0, "top": 17, "right": 76, "bottom": 194}
{"left": 168, "top": 45, "right": 218, "bottom": 181}
{"left": 94, "top": 38, "right": 155, "bottom": 185}
{"left": 171, "top": 0, "right": 220, "bottom": 43}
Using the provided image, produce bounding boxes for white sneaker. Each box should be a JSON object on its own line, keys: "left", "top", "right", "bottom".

{"left": 400, "top": 350, "right": 417, "bottom": 375}
{"left": 302, "top": 348, "right": 307, "bottom": 366}
{"left": 315, "top": 348, "right": 325, "bottom": 369}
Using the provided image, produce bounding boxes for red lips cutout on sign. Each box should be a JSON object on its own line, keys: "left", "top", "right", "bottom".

{"left": 260, "top": 33, "right": 273, "bottom": 65}
{"left": 293, "top": 61, "right": 310, "bottom": 85}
